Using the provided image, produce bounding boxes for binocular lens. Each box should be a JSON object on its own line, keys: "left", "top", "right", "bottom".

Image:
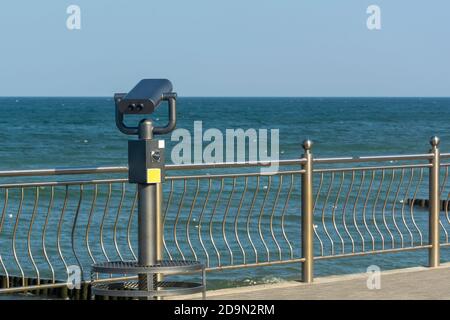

{"left": 127, "top": 104, "right": 144, "bottom": 112}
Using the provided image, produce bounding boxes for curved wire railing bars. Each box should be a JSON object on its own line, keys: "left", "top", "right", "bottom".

{"left": 162, "top": 171, "right": 305, "bottom": 270}
{"left": 312, "top": 165, "right": 431, "bottom": 258}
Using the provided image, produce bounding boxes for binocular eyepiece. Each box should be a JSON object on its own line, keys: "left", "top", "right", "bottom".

{"left": 115, "top": 79, "right": 177, "bottom": 135}
{"left": 117, "top": 79, "right": 175, "bottom": 115}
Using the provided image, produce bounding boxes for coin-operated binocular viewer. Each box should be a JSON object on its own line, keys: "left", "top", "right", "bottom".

{"left": 91, "top": 79, "right": 205, "bottom": 299}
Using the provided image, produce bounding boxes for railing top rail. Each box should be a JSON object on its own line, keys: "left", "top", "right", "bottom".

{"left": 0, "top": 178, "right": 129, "bottom": 188}
{"left": 0, "top": 153, "right": 439, "bottom": 179}
{"left": 0, "top": 160, "right": 306, "bottom": 178}
{"left": 314, "top": 163, "right": 431, "bottom": 173}
{"left": 165, "top": 159, "right": 306, "bottom": 170}
{"left": 167, "top": 169, "right": 305, "bottom": 181}
{"left": 0, "top": 166, "right": 128, "bottom": 178}
{"left": 314, "top": 153, "right": 433, "bottom": 164}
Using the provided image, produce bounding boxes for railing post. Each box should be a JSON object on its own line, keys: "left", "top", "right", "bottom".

{"left": 301, "top": 140, "right": 314, "bottom": 283}
{"left": 429, "top": 136, "right": 440, "bottom": 267}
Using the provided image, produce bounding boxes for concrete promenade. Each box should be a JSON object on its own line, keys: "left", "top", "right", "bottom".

{"left": 181, "top": 262, "right": 450, "bottom": 300}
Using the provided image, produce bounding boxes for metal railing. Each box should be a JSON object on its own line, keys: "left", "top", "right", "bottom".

{"left": 163, "top": 163, "right": 306, "bottom": 272}
{"left": 0, "top": 137, "right": 449, "bottom": 295}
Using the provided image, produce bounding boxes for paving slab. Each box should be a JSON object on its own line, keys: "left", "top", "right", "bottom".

{"left": 177, "top": 263, "right": 450, "bottom": 300}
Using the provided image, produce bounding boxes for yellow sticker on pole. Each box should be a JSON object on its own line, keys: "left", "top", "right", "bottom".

{"left": 147, "top": 168, "right": 161, "bottom": 184}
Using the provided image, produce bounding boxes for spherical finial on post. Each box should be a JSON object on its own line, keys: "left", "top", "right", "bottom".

{"left": 303, "top": 139, "right": 313, "bottom": 151}
{"left": 430, "top": 136, "right": 440, "bottom": 148}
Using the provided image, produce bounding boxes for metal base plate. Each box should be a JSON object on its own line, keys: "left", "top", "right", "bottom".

{"left": 92, "top": 260, "right": 203, "bottom": 275}
{"left": 91, "top": 280, "right": 204, "bottom": 298}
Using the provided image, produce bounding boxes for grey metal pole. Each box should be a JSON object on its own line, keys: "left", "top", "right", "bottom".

{"left": 137, "top": 119, "right": 158, "bottom": 294}
{"left": 301, "top": 140, "right": 314, "bottom": 283}
{"left": 429, "top": 136, "right": 440, "bottom": 268}
{"left": 156, "top": 183, "right": 164, "bottom": 300}
{"left": 156, "top": 183, "right": 164, "bottom": 279}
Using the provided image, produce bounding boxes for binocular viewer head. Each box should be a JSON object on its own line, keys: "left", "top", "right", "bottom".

{"left": 115, "top": 79, "right": 177, "bottom": 136}
{"left": 117, "top": 79, "right": 175, "bottom": 115}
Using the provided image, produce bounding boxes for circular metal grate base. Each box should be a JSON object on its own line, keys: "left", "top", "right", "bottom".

{"left": 92, "top": 260, "right": 203, "bottom": 275}
{"left": 92, "top": 280, "right": 204, "bottom": 298}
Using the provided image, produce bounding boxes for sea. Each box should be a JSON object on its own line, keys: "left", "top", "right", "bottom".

{"left": 0, "top": 97, "right": 449, "bottom": 292}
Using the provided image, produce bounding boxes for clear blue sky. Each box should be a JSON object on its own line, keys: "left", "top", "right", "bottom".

{"left": 0, "top": 0, "right": 449, "bottom": 96}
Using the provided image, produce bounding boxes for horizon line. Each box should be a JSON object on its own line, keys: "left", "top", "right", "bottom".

{"left": 1, "top": 96, "right": 450, "bottom": 99}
